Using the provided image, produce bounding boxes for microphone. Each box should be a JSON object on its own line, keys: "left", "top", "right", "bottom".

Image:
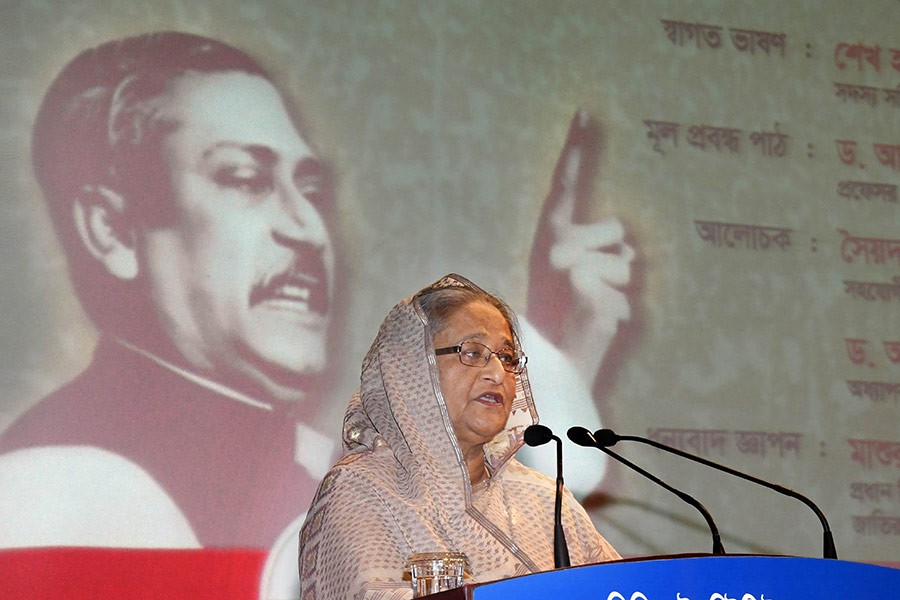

{"left": 568, "top": 427, "right": 725, "bottom": 555}
{"left": 524, "top": 424, "right": 571, "bottom": 568}
{"left": 595, "top": 428, "right": 837, "bottom": 559}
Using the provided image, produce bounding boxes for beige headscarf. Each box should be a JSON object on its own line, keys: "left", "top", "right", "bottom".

{"left": 299, "top": 274, "right": 618, "bottom": 600}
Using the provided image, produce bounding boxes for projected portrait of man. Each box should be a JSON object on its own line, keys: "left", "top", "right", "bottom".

{"left": 0, "top": 32, "right": 338, "bottom": 556}
{"left": 0, "top": 28, "right": 633, "bottom": 599}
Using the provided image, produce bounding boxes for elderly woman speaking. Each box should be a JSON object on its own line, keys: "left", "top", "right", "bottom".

{"left": 298, "top": 274, "right": 619, "bottom": 599}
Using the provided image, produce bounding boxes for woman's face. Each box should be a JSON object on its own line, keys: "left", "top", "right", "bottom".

{"left": 433, "top": 300, "right": 517, "bottom": 456}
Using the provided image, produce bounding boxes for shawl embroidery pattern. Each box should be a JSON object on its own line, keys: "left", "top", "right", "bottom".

{"left": 298, "top": 275, "right": 619, "bottom": 599}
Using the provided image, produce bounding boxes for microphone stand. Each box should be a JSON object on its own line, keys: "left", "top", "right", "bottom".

{"left": 524, "top": 425, "right": 571, "bottom": 568}
{"left": 598, "top": 429, "right": 837, "bottom": 560}
{"left": 568, "top": 427, "right": 725, "bottom": 555}
{"left": 553, "top": 436, "right": 571, "bottom": 568}
{"left": 599, "top": 445, "right": 725, "bottom": 555}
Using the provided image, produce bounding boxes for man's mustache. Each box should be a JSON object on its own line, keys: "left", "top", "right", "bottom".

{"left": 248, "top": 244, "right": 330, "bottom": 315}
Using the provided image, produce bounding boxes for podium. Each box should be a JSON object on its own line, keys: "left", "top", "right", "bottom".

{"left": 427, "top": 555, "right": 900, "bottom": 599}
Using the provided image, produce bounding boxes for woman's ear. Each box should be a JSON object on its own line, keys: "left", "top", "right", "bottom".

{"left": 72, "top": 185, "right": 139, "bottom": 281}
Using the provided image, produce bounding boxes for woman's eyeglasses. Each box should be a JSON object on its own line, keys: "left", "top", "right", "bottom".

{"left": 434, "top": 340, "right": 527, "bottom": 375}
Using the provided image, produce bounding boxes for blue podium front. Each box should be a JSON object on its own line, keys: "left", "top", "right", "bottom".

{"left": 438, "top": 556, "right": 900, "bottom": 600}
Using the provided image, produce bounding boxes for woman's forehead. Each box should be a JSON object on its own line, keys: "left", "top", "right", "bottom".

{"left": 436, "top": 301, "right": 513, "bottom": 343}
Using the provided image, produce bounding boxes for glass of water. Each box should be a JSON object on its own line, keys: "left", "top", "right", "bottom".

{"left": 405, "top": 551, "right": 469, "bottom": 597}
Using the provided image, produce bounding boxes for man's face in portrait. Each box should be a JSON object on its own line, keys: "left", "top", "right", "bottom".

{"left": 138, "top": 70, "right": 334, "bottom": 402}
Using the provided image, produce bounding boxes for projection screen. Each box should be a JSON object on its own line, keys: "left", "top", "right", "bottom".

{"left": 1, "top": 1, "right": 898, "bottom": 597}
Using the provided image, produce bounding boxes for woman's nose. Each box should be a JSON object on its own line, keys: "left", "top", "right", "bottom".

{"left": 481, "top": 353, "right": 507, "bottom": 383}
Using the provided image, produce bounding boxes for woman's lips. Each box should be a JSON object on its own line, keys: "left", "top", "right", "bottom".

{"left": 476, "top": 392, "right": 504, "bottom": 405}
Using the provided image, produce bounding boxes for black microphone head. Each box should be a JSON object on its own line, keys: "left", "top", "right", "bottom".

{"left": 524, "top": 424, "right": 554, "bottom": 447}
{"left": 593, "top": 429, "right": 620, "bottom": 447}
{"left": 566, "top": 426, "right": 597, "bottom": 447}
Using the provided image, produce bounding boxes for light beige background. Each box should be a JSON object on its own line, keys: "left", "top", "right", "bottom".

{"left": 2, "top": 0, "right": 898, "bottom": 563}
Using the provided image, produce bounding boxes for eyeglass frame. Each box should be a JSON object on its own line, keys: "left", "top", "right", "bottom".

{"left": 433, "top": 340, "right": 528, "bottom": 375}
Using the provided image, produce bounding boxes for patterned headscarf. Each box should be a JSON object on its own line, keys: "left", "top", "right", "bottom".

{"left": 299, "top": 274, "right": 618, "bottom": 599}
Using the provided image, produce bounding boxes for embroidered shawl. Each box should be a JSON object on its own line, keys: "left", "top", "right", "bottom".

{"left": 299, "top": 274, "right": 619, "bottom": 599}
